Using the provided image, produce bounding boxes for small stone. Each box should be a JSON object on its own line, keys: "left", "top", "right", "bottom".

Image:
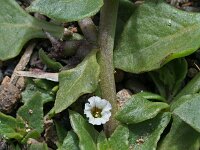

{"left": 0, "top": 77, "right": 21, "bottom": 114}
{"left": 117, "top": 89, "right": 132, "bottom": 108}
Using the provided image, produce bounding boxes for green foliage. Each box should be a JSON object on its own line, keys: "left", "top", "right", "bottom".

{"left": 115, "top": 95, "right": 169, "bottom": 124}
{"left": 135, "top": 91, "right": 166, "bottom": 102}
{"left": 69, "top": 110, "right": 98, "bottom": 150}
{"left": 129, "top": 112, "right": 171, "bottom": 150}
{"left": 115, "top": 0, "right": 136, "bottom": 43}
{"left": 158, "top": 116, "right": 200, "bottom": 150}
{"left": 17, "top": 92, "right": 44, "bottom": 134}
{"left": 54, "top": 50, "right": 100, "bottom": 113}
{"left": 108, "top": 125, "right": 129, "bottom": 150}
{"left": 149, "top": 58, "right": 187, "bottom": 100}
{"left": 22, "top": 79, "right": 54, "bottom": 104}
{"left": 97, "top": 132, "right": 110, "bottom": 150}
{"left": 97, "top": 125, "right": 130, "bottom": 150}
{"left": 173, "top": 94, "right": 200, "bottom": 132}
{"left": 2, "top": 0, "right": 200, "bottom": 149}
{"left": 29, "top": 142, "right": 49, "bottom": 150}
{"left": 68, "top": 111, "right": 129, "bottom": 150}
{"left": 39, "top": 49, "right": 63, "bottom": 71}
{"left": 174, "top": 71, "right": 200, "bottom": 100}
{"left": 114, "top": 0, "right": 200, "bottom": 73}
{"left": 33, "top": 78, "right": 56, "bottom": 91}
{"left": 59, "top": 131, "right": 80, "bottom": 150}
{"left": 27, "top": 0, "right": 103, "bottom": 22}
{"left": 21, "top": 130, "right": 40, "bottom": 144}
{"left": 0, "top": 112, "right": 25, "bottom": 141}
{"left": 0, "top": 0, "right": 63, "bottom": 60}
{"left": 55, "top": 121, "right": 68, "bottom": 146}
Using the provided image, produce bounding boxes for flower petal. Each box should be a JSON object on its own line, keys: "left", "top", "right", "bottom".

{"left": 102, "top": 102, "right": 112, "bottom": 112}
{"left": 96, "top": 99, "right": 108, "bottom": 109}
{"left": 84, "top": 103, "right": 92, "bottom": 111}
{"left": 94, "top": 118, "right": 102, "bottom": 125}
{"left": 89, "top": 117, "right": 96, "bottom": 125}
{"left": 85, "top": 96, "right": 112, "bottom": 125}
{"left": 88, "top": 96, "right": 101, "bottom": 107}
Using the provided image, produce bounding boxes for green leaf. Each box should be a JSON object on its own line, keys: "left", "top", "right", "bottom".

{"left": 21, "top": 130, "right": 40, "bottom": 144}
{"left": 0, "top": 0, "right": 63, "bottom": 60}
{"left": 27, "top": 0, "right": 103, "bottom": 22}
{"left": 22, "top": 79, "right": 54, "bottom": 104}
{"left": 114, "top": 0, "right": 200, "bottom": 73}
{"left": 0, "top": 112, "right": 25, "bottom": 141}
{"left": 17, "top": 92, "right": 44, "bottom": 134}
{"left": 97, "top": 132, "right": 110, "bottom": 150}
{"left": 39, "top": 49, "right": 63, "bottom": 71}
{"left": 59, "top": 131, "right": 80, "bottom": 150}
{"left": 97, "top": 126, "right": 129, "bottom": 150}
{"left": 115, "top": 95, "right": 169, "bottom": 124}
{"left": 55, "top": 121, "right": 68, "bottom": 145}
{"left": 135, "top": 91, "right": 166, "bottom": 102}
{"left": 115, "top": 0, "right": 136, "bottom": 43}
{"left": 174, "top": 71, "right": 200, "bottom": 100}
{"left": 109, "top": 125, "right": 129, "bottom": 150}
{"left": 173, "top": 94, "right": 200, "bottom": 132}
{"left": 69, "top": 110, "right": 98, "bottom": 150}
{"left": 29, "top": 142, "right": 49, "bottom": 150}
{"left": 149, "top": 58, "right": 187, "bottom": 100}
{"left": 16, "top": 145, "right": 21, "bottom": 150}
{"left": 54, "top": 50, "right": 100, "bottom": 113}
{"left": 33, "top": 78, "right": 56, "bottom": 91}
{"left": 129, "top": 112, "right": 171, "bottom": 150}
{"left": 158, "top": 116, "right": 200, "bottom": 150}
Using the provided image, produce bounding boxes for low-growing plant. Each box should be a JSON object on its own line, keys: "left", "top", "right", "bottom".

{"left": 0, "top": 0, "right": 200, "bottom": 149}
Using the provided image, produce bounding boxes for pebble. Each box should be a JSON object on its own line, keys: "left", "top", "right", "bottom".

{"left": 116, "top": 89, "right": 132, "bottom": 108}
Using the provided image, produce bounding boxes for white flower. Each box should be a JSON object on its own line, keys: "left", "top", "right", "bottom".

{"left": 84, "top": 96, "right": 112, "bottom": 125}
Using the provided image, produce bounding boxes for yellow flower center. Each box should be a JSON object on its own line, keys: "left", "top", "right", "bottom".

{"left": 92, "top": 107, "right": 102, "bottom": 118}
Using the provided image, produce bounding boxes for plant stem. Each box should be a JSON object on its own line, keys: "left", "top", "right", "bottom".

{"left": 78, "top": 18, "right": 98, "bottom": 45}
{"left": 98, "top": 0, "right": 119, "bottom": 136}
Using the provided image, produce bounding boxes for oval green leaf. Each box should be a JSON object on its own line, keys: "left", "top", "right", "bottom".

{"left": 22, "top": 79, "right": 54, "bottom": 104}
{"left": 59, "top": 131, "right": 80, "bottom": 150}
{"left": 135, "top": 91, "right": 166, "bottom": 102}
{"left": 97, "top": 125, "right": 129, "bottom": 150}
{"left": 54, "top": 50, "right": 100, "bottom": 113}
{"left": 0, "top": 112, "right": 25, "bottom": 141}
{"left": 173, "top": 94, "right": 200, "bottom": 133}
{"left": 174, "top": 71, "right": 200, "bottom": 101}
{"left": 0, "top": 0, "right": 63, "bottom": 60}
{"left": 97, "top": 132, "right": 109, "bottom": 150}
{"left": 115, "top": 95, "right": 169, "bottom": 124}
{"left": 17, "top": 92, "right": 44, "bottom": 134}
{"left": 114, "top": 0, "right": 200, "bottom": 73}
{"left": 129, "top": 112, "right": 171, "bottom": 150}
{"left": 158, "top": 116, "right": 200, "bottom": 150}
{"left": 149, "top": 58, "right": 187, "bottom": 100}
{"left": 108, "top": 125, "right": 129, "bottom": 150}
{"left": 27, "top": 0, "right": 103, "bottom": 22}
{"left": 69, "top": 110, "right": 98, "bottom": 150}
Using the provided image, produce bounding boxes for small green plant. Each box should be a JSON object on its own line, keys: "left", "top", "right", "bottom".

{"left": 1, "top": 0, "right": 200, "bottom": 149}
